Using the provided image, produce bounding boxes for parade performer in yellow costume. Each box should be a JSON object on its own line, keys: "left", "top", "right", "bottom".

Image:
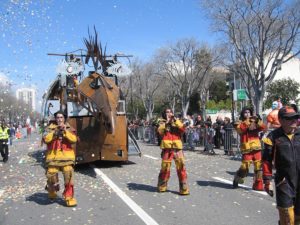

{"left": 157, "top": 108, "right": 189, "bottom": 195}
{"left": 43, "top": 110, "right": 77, "bottom": 207}
{"left": 233, "top": 107, "right": 266, "bottom": 191}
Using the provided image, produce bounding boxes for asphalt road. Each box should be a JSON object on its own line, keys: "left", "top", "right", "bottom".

{"left": 0, "top": 134, "right": 278, "bottom": 225}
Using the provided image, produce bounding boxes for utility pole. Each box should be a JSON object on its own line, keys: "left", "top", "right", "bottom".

{"left": 231, "top": 83, "right": 235, "bottom": 123}
{"left": 130, "top": 75, "right": 133, "bottom": 120}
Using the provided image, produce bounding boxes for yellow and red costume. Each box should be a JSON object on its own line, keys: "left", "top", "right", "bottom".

{"left": 43, "top": 122, "right": 77, "bottom": 206}
{"left": 233, "top": 116, "right": 266, "bottom": 190}
{"left": 157, "top": 119, "right": 189, "bottom": 195}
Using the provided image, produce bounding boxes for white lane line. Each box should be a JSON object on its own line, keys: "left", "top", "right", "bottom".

{"left": 143, "top": 154, "right": 159, "bottom": 160}
{"left": 213, "top": 177, "right": 268, "bottom": 196}
{"left": 93, "top": 167, "right": 159, "bottom": 225}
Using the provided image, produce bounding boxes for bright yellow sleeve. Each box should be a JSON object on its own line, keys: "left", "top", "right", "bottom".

{"left": 262, "top": 137, "right": 273, "bottom": 146}
{"left": 64, "top": 130, "right": 77, "bottom": 143}
{"left": 157, "top": 123, "right": 166, "bottom": 136}
{"left": 174, "top": 119, "right": 184, "bottom": 128}
{"left": 43, "top": 132, "right": 54, "bottom": 144}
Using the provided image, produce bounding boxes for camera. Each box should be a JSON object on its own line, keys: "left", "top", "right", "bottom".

{"left": 55, "top": 129, "right": 64, "bottom": 139}
{"left": 250, "top": 115, "right": 260, "bottom": 123}
{"left": 169, "top": 116, "right": 176, "bottom": 122}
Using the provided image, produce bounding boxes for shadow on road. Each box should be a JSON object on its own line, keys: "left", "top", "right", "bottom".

{"left": 75, "top": 164, "right": 97, "bottom": 178}
{"left": 226, "top": 170, "right": 254, "bottom": 177}
{"left": 127, "top": 182, "right": 179, "bottom": 194}
{"left": 27, "top": 149, "right": 46, "bottom": 168}
{"left": 127, "top": 183, "right": 157, "bottom": 192}
{"left": 75, "top": 161, "right": 136, "bottom": 178}
{"left": 197, "top": 180, "right": 233, "bottom": 189}
{"left": 92, "top": 160, "right": 136, "bottom": 168}
{"left": 26, "top": 192, "right": 65, "bottom": 206}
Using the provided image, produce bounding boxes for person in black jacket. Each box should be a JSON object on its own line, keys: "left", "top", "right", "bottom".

{"left": 213, "top": 116, "right": 223, "bottom": 149}
{"left": 262, "top": 106, "right": 300, "bottom": 225}
{"left": 194, "top": 115, "right": 205, "bottom": 146}
{"left": 223, "top": 117, "right": 233, "bottom": 155}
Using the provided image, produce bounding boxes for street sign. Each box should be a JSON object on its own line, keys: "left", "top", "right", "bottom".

{"left": 233, "top": 89, "right": 248, "bottom": 101}
{"left": 206, "top": 109, "right": 218, "bottom": 114}
{"left": 237, "top": 89, "right": 247, "bottom": 100}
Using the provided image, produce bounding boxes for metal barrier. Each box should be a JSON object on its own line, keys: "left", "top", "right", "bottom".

{"left": 128, "top": 128, "right": 142, "bottom": 156}
{"left": 143, "top": 126, "right": 157, "bottom": 144}
{"left": 186, "top": 126, "right": 241, "bottom": 157}
{"left": 223, "top": 127, "right": 242, "bottom": 159}
{"left": 130, "top": 125, "right": 243, "bottom": 158}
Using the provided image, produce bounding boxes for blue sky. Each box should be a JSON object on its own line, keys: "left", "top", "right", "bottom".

{"left": 0, "top": 0, "right": 218, "bottom": 108}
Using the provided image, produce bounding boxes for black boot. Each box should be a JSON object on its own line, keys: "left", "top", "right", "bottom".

{"left": 233, "top": 178, "right": 238, "bottom": 188}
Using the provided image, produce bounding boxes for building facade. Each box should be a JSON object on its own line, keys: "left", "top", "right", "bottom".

{"left": 272, "top": 56, "right": 300, "bottom": 82}
{"left": 16, "top": 88, "right": 36, "bottom": 111}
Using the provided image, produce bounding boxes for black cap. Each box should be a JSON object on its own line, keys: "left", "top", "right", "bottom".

{"left": 54, "top": 110, "right": 67, "bottom": 119}
{"left": 278, "top": 106, "right": 299, "bottom": 119}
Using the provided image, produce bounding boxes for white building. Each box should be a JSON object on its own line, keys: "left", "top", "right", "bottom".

{"left": 272, "top": 56, "right": 300, "bottom": 82}
{"left": 16, "top": 87, "right": 36, "bottom": 111}
{"left": 227, "top": 56, "right": 300, "bottom": 90}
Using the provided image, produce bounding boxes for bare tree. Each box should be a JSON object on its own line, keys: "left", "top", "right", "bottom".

{"left": 201, "top": 0, "right": 300, "bottom": 114}
{"left": 199, "top": 68, "right": 225, "bottom": 118}
{"left": 134, "top": 62, "right": 161, "bottom": 120}
{"left": 118, "top": 76, "right": 130, "bottom": 99}
{"left": 117, "top": 59, "right": 140, "bottom": 120}
{"left": 155, "top": 38, "right": 216, "bottom": 117}
{"left": 160, "top": 79, "right": 178, "bottom": 114}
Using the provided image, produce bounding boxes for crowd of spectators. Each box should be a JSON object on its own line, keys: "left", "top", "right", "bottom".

{"left": 128, "top": 114, "right": 237, "bottom": 155}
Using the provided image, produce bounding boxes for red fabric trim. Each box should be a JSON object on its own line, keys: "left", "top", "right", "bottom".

{"left": 262, "top": 161, "right": 272, "bottom": 177}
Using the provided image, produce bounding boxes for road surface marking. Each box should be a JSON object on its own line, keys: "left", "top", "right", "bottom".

{"left": 212, "top": 177, "right": 268, "bottom": 196}
{"left": 93, "top": 167, "right": 159, "bottom": 225}
{"left": 143, "top": 154, "right": 159, "bottom": 160}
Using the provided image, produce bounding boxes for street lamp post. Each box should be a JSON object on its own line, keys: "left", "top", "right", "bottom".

{"left": 130, "top": 75, "right": 133, "bottom": 119}
{"left": 231, "top": 83, "right": 235, "bottom": 123}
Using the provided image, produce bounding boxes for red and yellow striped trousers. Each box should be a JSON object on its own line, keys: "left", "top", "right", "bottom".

{"left": 157, "top": 149, "right": 189, "bottom": 195}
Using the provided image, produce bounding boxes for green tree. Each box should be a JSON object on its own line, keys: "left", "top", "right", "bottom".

{"left": 206, "top": 99, "right": 232, "bottom": 111}
{"left": 209, "top": 80, "right": 228, "bottom": 102}
{"left": 206, "top": 100, "right": 218, "bottom": 110}
{"left": 264, "top": 78, "right": 300, "bottom": 109}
